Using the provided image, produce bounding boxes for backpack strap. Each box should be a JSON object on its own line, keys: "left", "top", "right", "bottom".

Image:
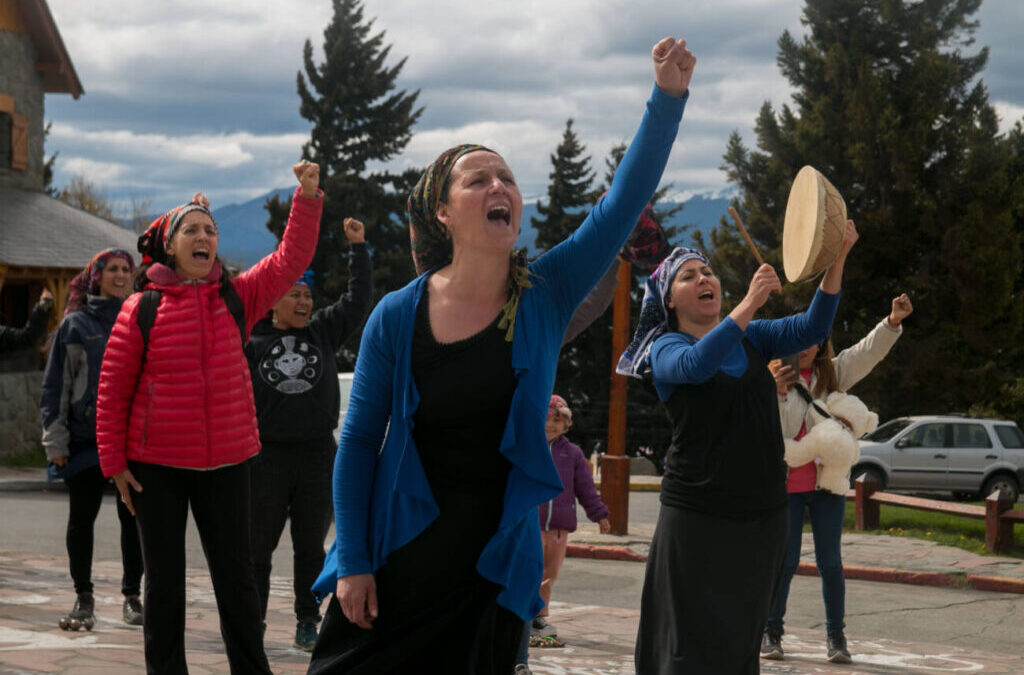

{"left": 218, "top": 279, "right": 246, "bottom": 346}
{"left": 136, "top": 290, "right": 161, "bottom": 370}
{"left": 135, "top": 281, "right": 246, "bottom": 370}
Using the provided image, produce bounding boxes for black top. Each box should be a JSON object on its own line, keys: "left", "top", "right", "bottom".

{"left": 411, "top": 290, "right": 515, "bottom": 501}
{"left": 660, "top": 338, "right": 788, "bottom": 518}
{"left": 246, "top": 243, "right": 372, "bottom": 443}
{"left": 0, "top": 298, "right": 52, "bottom": 352}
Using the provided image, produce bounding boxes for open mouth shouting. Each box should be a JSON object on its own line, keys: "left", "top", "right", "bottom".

{"left": 698, "top": 289, "right": 715, "bottom": 302}
{"left": 192, "top": 247, "right": 211, "bottom": 263}
{"left": 487, "top": 205, "right": 511, "bottom": 227}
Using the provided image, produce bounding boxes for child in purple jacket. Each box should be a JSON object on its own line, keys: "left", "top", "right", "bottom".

{"left": 533, "top": 395, "right": 611, "bottom": 639}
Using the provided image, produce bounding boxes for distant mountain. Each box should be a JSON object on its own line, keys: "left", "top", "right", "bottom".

{"left": 213, "top": 188, "right": 734, "bottom": 269}
{"left": 212, "top": 188, "right": 294, "bottom": 269}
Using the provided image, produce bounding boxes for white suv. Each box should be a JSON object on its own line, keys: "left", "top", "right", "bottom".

{"left": 854, "top": 415, "right": 1024, "bottom": 502}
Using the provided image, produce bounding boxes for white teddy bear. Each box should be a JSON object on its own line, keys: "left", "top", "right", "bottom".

{"left": 784, "top": 391, "right": 879, "bottom": 495}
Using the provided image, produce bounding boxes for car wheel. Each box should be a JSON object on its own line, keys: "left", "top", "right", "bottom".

{"left": 851, "top": 466, "right": 885, "bottom": 490}
{"left": 981, "top": 474, "right": 1020, "bottom": 502}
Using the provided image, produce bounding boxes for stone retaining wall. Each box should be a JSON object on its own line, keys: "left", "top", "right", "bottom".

{"left": 0, "top": 371, "right": 43, "bottom": 459}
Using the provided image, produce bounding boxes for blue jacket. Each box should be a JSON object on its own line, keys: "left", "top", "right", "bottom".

{"left": 40, "top": 295, "right": 123, "bottom": 479}
{"left": 313, "top": 85, "right": 688, "bottom": 620}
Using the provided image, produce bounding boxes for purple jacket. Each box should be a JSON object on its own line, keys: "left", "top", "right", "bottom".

{"left": 538, "top": 435, "right": 610, "bottom": 532}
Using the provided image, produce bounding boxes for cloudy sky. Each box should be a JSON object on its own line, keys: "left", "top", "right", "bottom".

{"left": 43, "top": 0, "right": 1024, "bottom": 216}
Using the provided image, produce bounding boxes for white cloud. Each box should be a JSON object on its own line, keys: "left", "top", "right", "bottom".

{"left": 58, "top": 157, "right": 130, "bottom": 184}
{"left": 994, "top": 102, "right": 1024, "bottom": 134}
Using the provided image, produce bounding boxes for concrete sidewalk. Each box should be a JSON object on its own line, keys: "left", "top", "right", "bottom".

{"left": 568, "top": 519, "right": 1024, "bottom": 594}
{"left": 2, "top": 550, "right": 1023, "bottom": 674}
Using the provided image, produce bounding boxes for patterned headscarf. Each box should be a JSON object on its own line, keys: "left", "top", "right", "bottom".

{"left": 64, "top": 248, "right": 136, "bottom": 315}
{"left": 294, "top": 269, "right": 315, "bottom": 290}
{"left": 137, "top": 196, "right": 216, "bottom": 265}
{"left": 616, "top": 246, "right": 709, "bottom": 378}
{"left": 620, "top": 203, "right": 671, "bottom": 273}
{"left": 548, "top": 394, "right": 572, "bottom": 423}
{"left": 407, "top": 143, "right": 532, "bottom": 341}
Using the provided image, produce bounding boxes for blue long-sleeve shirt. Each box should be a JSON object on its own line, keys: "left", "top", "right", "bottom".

{"left": 312, "top": 85, "right": 688, "bottom": 621}
{"left": 651, "top": 288, "right": 841, "bottom": 401}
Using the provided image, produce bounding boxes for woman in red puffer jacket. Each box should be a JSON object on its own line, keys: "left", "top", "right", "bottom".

{"left": 96, "top": 162, "right": 322, "bottom": 675}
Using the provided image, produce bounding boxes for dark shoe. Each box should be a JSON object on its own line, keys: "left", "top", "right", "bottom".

{"left": 513, "top": 666, "right": 532, "bottom": 675}
{"left": 760, "top": 628, "right": 784, "bottom": 660}
{"left": 294, "top": 621, "right": 318, "bottom": 652}
{"left": 531, "top": 616, "right": 557, "bottom": 638}
{"left": 827, "top": 630, "right": 852, "bottom": 663}
{"left": 122, "top": 594, "right": 143, "bottom": 625}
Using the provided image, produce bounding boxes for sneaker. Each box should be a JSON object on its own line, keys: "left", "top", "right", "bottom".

{"left": 513, "top": 666, "right": 532, "bottom": 675}
{"left": 531, "top": 616, "right": 557, "bottom": 638}
{"left": 294, "top": 621, "right": 318, "bottom": 652}
{"left": 122, "top": 594, "right": 143, "bottom": 626}
{"left": 760, "top": 628, "right": 784, "bottom": 660}
{"left": 827, "top": 630, "right": 852, "bottom": 664}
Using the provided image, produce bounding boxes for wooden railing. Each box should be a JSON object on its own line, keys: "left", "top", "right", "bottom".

{"left": 852, "top": 474, "right": 1024, "bottom": 554}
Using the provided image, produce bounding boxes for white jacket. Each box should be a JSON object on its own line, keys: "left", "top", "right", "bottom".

{"left": 778, "top": 318, "right": 902, "bottom": 440}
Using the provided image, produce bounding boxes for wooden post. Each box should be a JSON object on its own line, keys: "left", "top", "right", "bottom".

{"left": 602, "top": 261, "right": 632, "bottom": 535}
{"left": 984, "top": 489, "right": 1013, "bottom": 554}
{"left": 854, "top": 473, "right": 879, "bottom": 531}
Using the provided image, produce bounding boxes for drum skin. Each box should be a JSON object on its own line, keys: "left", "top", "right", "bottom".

{"left": 783, "top": 166, "right": 847, "bottom": 282}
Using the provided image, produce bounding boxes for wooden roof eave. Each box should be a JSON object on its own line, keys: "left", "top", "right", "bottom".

{"left": 18, "top": 0, "right": 84, "bottom": 99}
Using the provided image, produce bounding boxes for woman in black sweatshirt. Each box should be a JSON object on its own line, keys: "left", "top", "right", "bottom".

{"left": 246, "top": 217, "right": 372, "bottom": 652}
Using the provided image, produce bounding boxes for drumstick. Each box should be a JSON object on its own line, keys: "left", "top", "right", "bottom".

{"left": 728, "top": 207, "right": 765, "bottom": 266}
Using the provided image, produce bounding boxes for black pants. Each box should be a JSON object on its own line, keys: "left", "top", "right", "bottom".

{"left": 64, "top": 464, "right": 143, "bottom": 596}
{"left": 129, "top": 459, "right": 271, "bottom": 675}
{"left": 251, "top": 436, "right": 335, "bottom": 624}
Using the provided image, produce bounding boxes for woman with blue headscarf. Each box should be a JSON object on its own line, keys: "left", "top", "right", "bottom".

{"left": 246, "top": 217, "right": 372, "bottom": 652}
{"left": 619, "top": 220, "right": 857, "bottom": 675}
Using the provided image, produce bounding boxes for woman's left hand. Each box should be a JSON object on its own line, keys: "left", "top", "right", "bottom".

{"left": 598, "top": 518, "right": 611, "bottom": 534}
{"left": 293, "top": 161, "right": 320, "bottom": 198}
{"left": 343, "top": 217, "right": 366, "bottom": 244}
{"left": 112, "top": 469, "right": 143, "bottom": 516}
{"left": 652, "top": 37, "right": 696, "bottom": 98}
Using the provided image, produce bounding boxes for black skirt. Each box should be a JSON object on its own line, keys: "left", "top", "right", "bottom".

{"left": 635, "top": 503, "right": 788, "bottom": 675}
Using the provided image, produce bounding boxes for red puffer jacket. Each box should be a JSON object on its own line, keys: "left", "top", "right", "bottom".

{"left": 96, "top": 189, "right": 322, "bottom": 476}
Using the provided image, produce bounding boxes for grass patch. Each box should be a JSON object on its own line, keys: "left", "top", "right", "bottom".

{"left": 0, "top": 446, "right": 47, "bottom": 468}
{"left": 801, "top": 501, "right": 1024, "bottom": 559}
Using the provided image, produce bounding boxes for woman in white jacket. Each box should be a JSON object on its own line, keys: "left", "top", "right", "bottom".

{"left": 761, "top": 293, "right": 912, "bottom": 664}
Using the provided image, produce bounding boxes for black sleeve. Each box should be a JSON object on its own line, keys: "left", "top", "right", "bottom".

{"left": 0, "top": 299, "right": 52, "bottom": 352}
{"left": 562, "top": 258, "right": 620, "bottom": 346}
{"left": 312, "top": 243, "right": 374, "bottom": 350}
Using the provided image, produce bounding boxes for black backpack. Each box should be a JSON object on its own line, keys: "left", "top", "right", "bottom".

{"left": 136, "top": 280, "right": 246, "bottom": 368}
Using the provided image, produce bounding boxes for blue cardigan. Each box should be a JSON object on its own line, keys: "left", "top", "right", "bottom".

{"left": 313, "top": 85, "right": 688, "bottom": 621}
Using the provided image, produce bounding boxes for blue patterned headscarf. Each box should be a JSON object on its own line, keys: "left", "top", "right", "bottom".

{"left": 616, "top": 246, "right": 709, "bottom": 378}
{"left": 294, "top": 269, "right": 315, "bottom": 289}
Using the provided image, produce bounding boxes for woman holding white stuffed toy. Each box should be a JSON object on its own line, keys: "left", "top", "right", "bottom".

{"left": 761, "top": 293, "right": 913, "bottom": 664}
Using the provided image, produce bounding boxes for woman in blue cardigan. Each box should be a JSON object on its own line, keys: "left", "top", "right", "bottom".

{"left": 307, "top": 37, "right": 695, "bottom": 674}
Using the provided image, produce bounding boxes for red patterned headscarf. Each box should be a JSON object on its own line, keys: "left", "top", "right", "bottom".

{"left": 64, "top": 248, "right": 136, "bottom": 315}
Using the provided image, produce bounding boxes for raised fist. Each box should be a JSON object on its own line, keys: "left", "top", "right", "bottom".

{"left": 652, "top": 37, "right": 696, "bottom": 98}
{"left": 343, "top": 217, "right": 365, "bottom": 244}
{"left": 293, "top": 161, "right": 320, "bottom": 198}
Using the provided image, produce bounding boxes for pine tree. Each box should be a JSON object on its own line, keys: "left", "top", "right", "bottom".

{"left": 266, "top": 0, "right": 422, "bottom": 365}
{"left": 715, "top": 0, "right": 1023, "bottom": 419}
{"left": 532, "top": 119, "right": 596, "bottom": 251}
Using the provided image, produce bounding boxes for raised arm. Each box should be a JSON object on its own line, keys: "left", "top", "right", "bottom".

{"left": 0, "top": 291, "right": 52, "bottom": 351}
{"left": 533, "top": 38, "right": 694, "bottom": 314}
{"left": 232, "top": 162, "right": 323, "bottom": 330}
{"left": 650, "top": 319, "right": 747, "bottom": 387}
{"left": 313, "top": 218, "right": 373, "bottom": 350}
{"left": 833, "top": 294, "right": 911, "bottom": 390}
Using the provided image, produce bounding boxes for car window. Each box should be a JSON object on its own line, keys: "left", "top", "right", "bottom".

{"left": 902, "top": 423, "right": 947, "bottom": 448}
{"left": 952, "top": 423, "right": 992, "bottom": 448}
{"left": 994, "top": 425, "right": 1024, "bottom": 449}
{"left": 863, "top": 418, "right": 912, "bottom": 442}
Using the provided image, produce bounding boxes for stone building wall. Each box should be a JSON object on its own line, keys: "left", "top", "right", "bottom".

{"left": 0, "top": 370, "right": 43, "bottom": 459}
{"left": 0, "top": 29, "right": 45, "bottom": 191}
